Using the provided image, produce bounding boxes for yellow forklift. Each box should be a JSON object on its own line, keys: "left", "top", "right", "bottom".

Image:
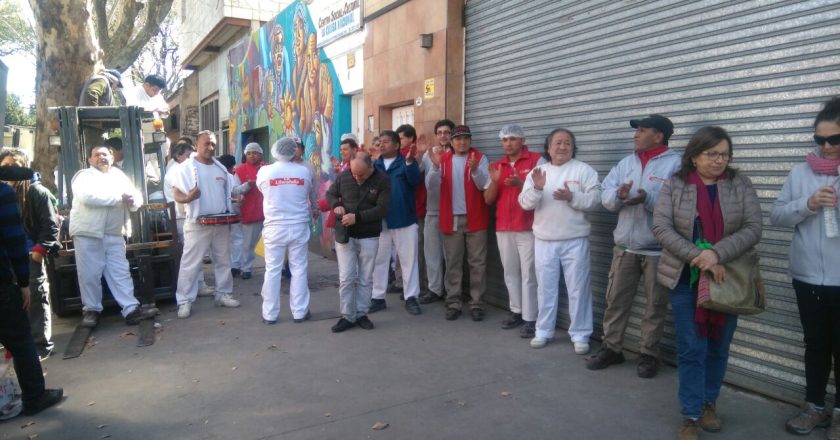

{"left": 47, "top": 106, "right": 181, "bottom": 357}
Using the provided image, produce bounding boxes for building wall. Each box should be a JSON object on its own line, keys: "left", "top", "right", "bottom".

{"left": 363, "top": 0, "right": 464, "bottom": 145}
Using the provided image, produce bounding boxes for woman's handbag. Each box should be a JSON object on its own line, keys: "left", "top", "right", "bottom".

{"left": 697, "top": 252, "right": 766, "bottom": 315}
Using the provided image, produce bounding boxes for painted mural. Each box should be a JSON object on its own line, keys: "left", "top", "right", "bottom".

{"left": 228, "top": 1, "right": 351, "bottom": 254}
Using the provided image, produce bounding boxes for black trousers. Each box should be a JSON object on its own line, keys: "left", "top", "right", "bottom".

{"left": 794, "top": 279, "right": 840, "bottom": 406}
{"left": 0, "top": 283, "right": 45, "bottom": 408}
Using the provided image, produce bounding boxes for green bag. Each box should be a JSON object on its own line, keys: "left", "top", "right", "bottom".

{"left": 697, "top": 253, "right": 766, "bottom": 315}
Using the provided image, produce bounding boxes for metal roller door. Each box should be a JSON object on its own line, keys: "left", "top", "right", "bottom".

{"left": 464, "top": 0, "right": 840, "bottom": 403}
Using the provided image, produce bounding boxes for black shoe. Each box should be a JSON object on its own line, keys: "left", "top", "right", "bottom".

{"left": 470, "top": 308, "right": 485, "bottom": 322}
{"left": 368, "top": 298, "right": 386, "bottom": 314}
{"left": 241, "top": 271, "right": 252, "bottom": 280}
{"left": 419, "top": 292, "right": 443, "bottom": 304}
{"left": 501, "top": 312, "right": 523, "bottom": 329}
{"left": 125, "top": 306, "right": 158, "bottom": 325}
{"left": 519, "top": 321, "right": 535, "bottom": 338}
{"left": 23, "top": 388, "right": 63, "bottom": 416}
{"left": 356, "top": 315, "right": 374, "bottom": 330}
{"left": 81, "top": 311, "right": 99, "bottom": 328}
{"left": 293, "top": 310, "right": 312, "bottom": 323}
{"left": 405, "top": 297, "right": 422, "bottom": 315}
{"left": 262, "top": 318, "right": 277, "bottom": 325}
{"left": 637, "top": 354, "right": 659, "bottom": 378}
{"left": 585, "top": 347, "right": 626, "bottom": 371}
{"left": 331, "top": 318, "right": 356, "bottom": 333}
{"left": 445, "top": 308, "right": 461, "bottom": 320}
{"left": 231, "top": 268, "right": 241, "bottom": 278}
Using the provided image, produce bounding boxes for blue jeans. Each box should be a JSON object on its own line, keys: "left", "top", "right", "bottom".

{"left": 670, "top": 282, "right": 738, "bottom": 418}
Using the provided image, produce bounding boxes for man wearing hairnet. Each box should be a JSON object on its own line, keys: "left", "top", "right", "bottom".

{"left": 256, "top": 137, "right": 317, "bottom": 324}
{"left": 234, "top": 142, "right": 266, "bottom": 279}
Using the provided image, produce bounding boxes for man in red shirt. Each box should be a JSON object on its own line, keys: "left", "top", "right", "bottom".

{"left": 234, "top": 142, "right": 266, "bottom": 279}
{"left": 484, "top": 124, "right": 544, "bottom": 338}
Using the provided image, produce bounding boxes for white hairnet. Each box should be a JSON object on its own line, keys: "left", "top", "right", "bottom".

{"left": 244, "top": 142, "right": 263, "bottom": 154}
{"left": 499, "top": 124, "right": 525, "bottom": 139}
{"left": 271, "top": 137, "right": 297, "bottom": 161}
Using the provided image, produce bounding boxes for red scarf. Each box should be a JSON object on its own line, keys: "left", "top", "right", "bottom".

{"left": 637, "top": 144, "right": 669, "bottom": 170}
{"left": 687, "top": 171, "right": 727, "bottom": 340}
{"left": 806, "top": 151, "right": 840, "bottom": 176}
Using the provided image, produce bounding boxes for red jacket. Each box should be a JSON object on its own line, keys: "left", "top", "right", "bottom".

{"left": 439, "top": 148, "right": 488, "bottom": 234}
{"left": 492, "top": 148, "right": 542, "bottom": 232}
{"left": 235, "top": 161, "right": 265, "bottom": 224}
{"left": 400, "top": 147, "right": 427, "bottom": 218}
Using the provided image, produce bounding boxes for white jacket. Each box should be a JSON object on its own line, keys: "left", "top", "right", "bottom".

{"left": 70, "top": 167, "right": 141, "bottom": 238}
{"left": 519, "top": 159, "right": 601, "bottom": 241}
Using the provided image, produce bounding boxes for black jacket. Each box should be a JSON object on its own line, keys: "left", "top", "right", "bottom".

{"left": 25, "top": 182, "right": 61, "bottom": 255}
{"left": 326, "top": 169, "right": 391, "bottom": 239}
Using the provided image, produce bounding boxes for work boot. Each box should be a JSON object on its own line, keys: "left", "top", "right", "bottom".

{"left": 215, "top": 294, "right": 240, "bottom": 308}
{"left": 240, "top": 271, "right": 252, "bottom": 280}
{"left": 519, "top": 321, "right": 535, "bottom": 338}
{"left": 23, "top": 389, "right": 64, "bottom": 416}
{"left": 699, "top": 403, "right": 721, "bottom": 432}
{"left": 331, "top": 318, "right": 356, "bottom": 333}
{"left": 585, "top": 347, "right": 625, "bottom": 370}
{"left": 231, "top": 268, "right": 241, "bottom": 278}
{"left": 470, "top": 308, "right": 485, "bottom": 322}
{"left": 125, "top": 306, "right": 158, "bottom": 325}
{"left": 81, "top": 311, "right": 99, "bottom": 328}
{"left": 786, "top": 402, "right": 830, "bottom": 434}
{"left": 368, "top": 298, "right": 386, "bottom": 314}
{"left": 418, "top": 291, "right": 443, "bottom": 304}
{"left": 445, "top": 308, "right": 461, "bottom": 321}
{"left": 404, "top": 297, "right": 421, "bottom": 315}
{"left": 828, "top": 408, "right": 840, "bottom": 440}
{"left": 356, "top": 315, "right": 374, "bottom": 330}
{"left": 637, "top": 354, "right": 659, "bottom": 378}
{"left": 678, "top": 419, "right": 699, "bottom": 440}
{"left": 501, "top": 312, "right": 524, "bottom": 329}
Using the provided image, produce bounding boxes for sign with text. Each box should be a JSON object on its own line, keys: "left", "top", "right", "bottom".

{"left": 315, "top": 0, "right": 363, "bottom": 48}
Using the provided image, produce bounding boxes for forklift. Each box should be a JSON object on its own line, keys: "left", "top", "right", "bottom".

{"left": 47, "top": 106, "right": 182, "bottom": 357}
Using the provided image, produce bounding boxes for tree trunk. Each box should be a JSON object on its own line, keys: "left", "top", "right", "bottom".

{"left": 29, "top": 0, "right": 100, "bottom": 192}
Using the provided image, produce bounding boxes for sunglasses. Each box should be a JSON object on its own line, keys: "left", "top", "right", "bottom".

{"left": 814, "top": 134, "right": 840, "bottom": 146}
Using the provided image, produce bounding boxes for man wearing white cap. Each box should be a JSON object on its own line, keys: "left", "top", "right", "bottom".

{"left": 234, "top": 142, "right": 266, "bottom": 279}
{"left": 257, "top": 138, "right": 315, "bottom": 324}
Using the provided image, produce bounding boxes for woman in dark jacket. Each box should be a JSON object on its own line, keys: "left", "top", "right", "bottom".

{"left": 0, "top": 149, "right": 61, "bottom": 359}
{"left": 652, "top": 127, "right": 762, "bottom": 440}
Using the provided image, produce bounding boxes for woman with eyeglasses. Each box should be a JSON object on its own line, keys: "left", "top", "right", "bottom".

{"left": 772, "top": 97, "right": 840, "bottom": 438}
{"left": 652, "top": 126, "right": 762, "bottom": 440}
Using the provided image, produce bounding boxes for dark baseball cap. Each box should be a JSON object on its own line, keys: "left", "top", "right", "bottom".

{"left": 451, "top": 125, "right": 472, "bottom": 138}
{"left": 630, "top": 114, "right": 673, "bottom": 141}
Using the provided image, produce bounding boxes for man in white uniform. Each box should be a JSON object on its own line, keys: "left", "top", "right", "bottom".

{"left": 171, "top": 130, "right": 240, "bottom": 318}
{"left": 70, "top": 145, "right": 157, "bottom": 327}
{"left": 257, "top": 137, "right": 315, "bottom": 324}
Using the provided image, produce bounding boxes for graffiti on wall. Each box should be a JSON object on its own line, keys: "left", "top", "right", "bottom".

{"left": 228, "top": 1, "right": 351, "bottom": 254}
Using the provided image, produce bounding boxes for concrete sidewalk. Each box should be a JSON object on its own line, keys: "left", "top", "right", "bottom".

{"left": 1, "top": 253, "right": 797, "bottom": 440}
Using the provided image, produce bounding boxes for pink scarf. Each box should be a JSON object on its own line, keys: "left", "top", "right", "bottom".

{"left": 686, "top": 171, "right": 727, "bottom": 340}
{"left": 806, "top": 151, "right": 840, "bottom": 176}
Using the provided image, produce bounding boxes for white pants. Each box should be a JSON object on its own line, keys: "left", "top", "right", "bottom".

{"left": 239, "top": 222, "right": 262, "bottom": 272}
{"left": 176, "top": 223, "right": 234, "bottom": 305}
{"left": 177, "top": 217, "right": 210, "bottom": 293}
{"left": 230, "top": 222, "right": 244, "bottom": 270}
{"left": 336, "top": 237, "right": 379, "bottom": 321}
{"left": 497, "top": 231, "right": 538, "bottom": 321}
{"left": 423, "top": 214, "right": 445, "bottom": 295}
{"left": 261, "top": 222, "right": 310, "bottom": 321}
{"left": 534, "top": 237, "right": 593, "bottom": 342}
{"left": 73, "top": 235, "right": 139, "bottom": 316}
{"left": 372, "top": 223, "right": 420, "bottom": 300}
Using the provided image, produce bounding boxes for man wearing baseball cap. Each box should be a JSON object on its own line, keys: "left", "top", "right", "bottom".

{"left": 483, "top": 124, "right": 544, "bottom": 337}
{"left": 587, "top": 114, "right": 680, "bottom": 378}
{"left": 427, "top": 125, "right": 491, "bottom": 321}
{"left": 234, "top": 142, "right": 266, "bottom": 279}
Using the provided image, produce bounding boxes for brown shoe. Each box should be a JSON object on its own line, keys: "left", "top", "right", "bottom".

{"left": 699, "top": 403, "right": 721, "bottom": 432}
{"left": 678, "top": 419, "right": 699, "bottom": 440}
{"left": 828, "top": 409, "right": 840, "bottom": 440}
{"left": 786, "top": 402, "right": 830, "bottom": 435}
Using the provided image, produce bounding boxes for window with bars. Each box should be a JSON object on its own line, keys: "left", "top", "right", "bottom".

{"left": 200, "top": 99, "right": 219, "bottom": 133}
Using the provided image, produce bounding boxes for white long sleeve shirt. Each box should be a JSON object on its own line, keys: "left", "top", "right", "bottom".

{"left": 518, "top": 159, "right": 601, "bottom": 241}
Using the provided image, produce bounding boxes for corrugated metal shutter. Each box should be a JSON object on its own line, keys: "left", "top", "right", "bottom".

{"left": 464, "top": 0, "right": 840, "bottom": 404}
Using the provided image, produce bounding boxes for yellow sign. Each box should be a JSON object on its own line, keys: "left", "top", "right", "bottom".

{"left": 424, "top": 78, "right": 435, "bottom": 99}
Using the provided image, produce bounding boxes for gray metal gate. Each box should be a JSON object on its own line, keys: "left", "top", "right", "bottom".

{"left": 464, "top": 0, "right": 840, "bottom": 404}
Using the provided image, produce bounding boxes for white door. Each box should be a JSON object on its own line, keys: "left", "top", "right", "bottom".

{"left": 351, "top": 94, "right": 364, "bottom": 140}
{"left": 391, "top": 105, "right": 414, "bottom": 128}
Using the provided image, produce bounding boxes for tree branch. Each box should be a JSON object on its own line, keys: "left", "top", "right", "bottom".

{"left": 104, "top": 0, "right": 172, "bottom": 70}
{"left": 93, "top": 0, "right": 108, "bottom": 52}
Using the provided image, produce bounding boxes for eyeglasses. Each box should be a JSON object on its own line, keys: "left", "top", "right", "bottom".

{"left": 814, "top": 134, "right": 840, "bottom": 147}
{"left": 701, "top": 151, "right": 731, "bottom": 162}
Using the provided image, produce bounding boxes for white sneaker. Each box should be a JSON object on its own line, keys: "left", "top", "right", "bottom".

{"left": 214, "top": 294, "right": 240, "bottom": 308}
{"left": 177, "top": 303, "right": 191, "bottom": 319}
{"left": 574, "top": 342, "right": 590, "bottom": 355}
{"left": 197, "top": 285, "right": 215, "bottom": 297}
{"left": 530, "top": 337, "right": 552, "bottom": 349}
